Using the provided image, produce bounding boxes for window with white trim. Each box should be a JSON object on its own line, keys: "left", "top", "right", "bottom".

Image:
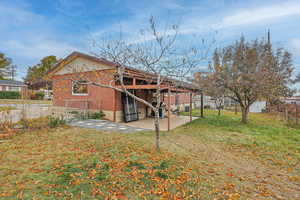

{"left": 72, "top": 80, "right": 88, "bottom": 95}
{"left": 8, "top": 86, "right": 21, "bottom": 91}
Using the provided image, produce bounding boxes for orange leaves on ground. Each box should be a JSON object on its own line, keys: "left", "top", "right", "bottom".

{"left": 39, "top": 139, "right": 208, "bottom": 199}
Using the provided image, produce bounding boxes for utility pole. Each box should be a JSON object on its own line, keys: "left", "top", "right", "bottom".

{"left": 10, "top": 65, "right": 17, "bottom": 80}
{"left": 267, "top": 29, "right": 271, "bottom": 45}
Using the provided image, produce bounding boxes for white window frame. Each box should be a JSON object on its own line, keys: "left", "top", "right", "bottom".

{"left": 8, "top": 86, "right": 21, "bottom": 92}
{"left": 72, "top": 80, "right": 88, "bottom": 96}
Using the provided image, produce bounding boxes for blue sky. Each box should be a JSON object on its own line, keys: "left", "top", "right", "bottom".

{"left": 1, "top": 0, "right": 300, "bottom": 81}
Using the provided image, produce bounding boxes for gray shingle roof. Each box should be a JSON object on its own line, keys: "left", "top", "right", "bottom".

{"left": 0, "top": 80, "right": 26, "bottom": 86}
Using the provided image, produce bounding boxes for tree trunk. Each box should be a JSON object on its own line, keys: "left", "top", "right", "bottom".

{"left": 218, "top": 109, "right": 221, "bottom": 116}
{"left": 154, "top": 109, "right": 160, "bottom": 151}
{"left": 200, "top": 92, "right": 204, "bottom": 118}
{"left": 241, "top": 106, "right": 248, "bottom": 124}
{"left": 234, "top": 103, "right": 238, "bottom": 115}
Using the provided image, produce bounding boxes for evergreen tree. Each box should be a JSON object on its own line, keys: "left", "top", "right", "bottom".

{"left": 0, "top": 53, "right": 12, "bottom": 80}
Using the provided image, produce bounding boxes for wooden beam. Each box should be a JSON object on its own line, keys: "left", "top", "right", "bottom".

{"left": 161, "top": 87, "right": 193, "bottom": 93}
{"left": 168, "top": 87, "right": 171, "bottom": 131}
{"left": 117, "top": 85, "right": 167, "bottom": 90}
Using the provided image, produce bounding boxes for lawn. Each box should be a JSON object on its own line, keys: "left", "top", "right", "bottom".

{"left": 0, "top": 110, "right": 299, "bottom": 199}
{"left": 0, "top": 106, "right": 15, "bottom": 112}
{"left": 0, "top": 99, "right": 52, "bottom": 105}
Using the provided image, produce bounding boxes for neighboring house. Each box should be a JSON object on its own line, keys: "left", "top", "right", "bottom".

{"left": 194, "top": 95, "right": 216, "bottom": 109}
{"left": 25, "top": 79, "right": 53, "bottom": 100}
{"left": 284, "top": 93, "right": 300, "bottom": 105}
{"left": 0, "top": 80, "right": 28, "bottom": 98}
{"left": 46, "top": 52, "right": 197, "bottom": 122}
{"left": 194, "top": 94, "right": 266, "bottom": 112}
{"left": 249, "top": 101, "right": 266, "bottom": 112}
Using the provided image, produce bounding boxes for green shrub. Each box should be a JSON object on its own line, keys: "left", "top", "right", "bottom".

{"left": 48, "top": 116, "right": 66, "bottom": 128}
{"left": 69, "top": 110, "right": 79, "bottom": 114}
{"left": 88, "top": 111, "right": 105, "bottom": 119}
{"left": 74, "top": 111, "right": 105, "bottom": 120}
{"left": 30, "top": 91, "right": 45, "bottom": 100}
{"left": 204, "top": 105, "right": 211, "bottom": 109}
{"left": 35, "top": 92, "right": 45, "bottom": 100}
{"left": 0, "top": 91, "right": 21, "bottom": 99}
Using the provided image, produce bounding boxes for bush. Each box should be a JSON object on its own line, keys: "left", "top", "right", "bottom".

{"left": 30, "top": 91, "right": 45, "bottom": 100}
{"left": 74, "top": 111, "right": 105, "bottom": 120}
{"left": 48, "top": 116, "right": 66, "bottom": 128}
{"left": 18, "top": 117, "right": 50, "bottom": 129}
{"left": 0, "top": 91, "right": 21, "bottom": 99}
{"left": 204, "top": 105, "right": 211, "bottom": 109}
{"left": 88, "top": 111, "right": 105, "bottom": 119}
{"left": 35, "top": 92, "right": 45, "bottom": 100}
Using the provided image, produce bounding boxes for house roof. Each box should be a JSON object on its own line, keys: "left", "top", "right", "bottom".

{"left": 0, "top": 80, "right": 26, "bottom": 86}
{"left": 46, "top": 51, "right": 198, "bottom": 91}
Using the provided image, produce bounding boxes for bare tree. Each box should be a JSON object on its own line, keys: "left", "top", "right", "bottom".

{"left": 194, "top": 70, "right": 225, "bottom": 116}
{"left": 211, "top": 36, "right": 295, "bottom": 123}
{"left": 57, "top": 16, "right": 206, "bottom": 151}
{"left": 96, "top": 17, "right": 205, "bottom": 150}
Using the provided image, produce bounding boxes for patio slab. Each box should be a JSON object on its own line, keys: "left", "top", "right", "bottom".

{"left": 121, "top": 114, "right": 198, "bottom": 131}
{"left": 68, "top": 119, "right": 150, "bottom": 133}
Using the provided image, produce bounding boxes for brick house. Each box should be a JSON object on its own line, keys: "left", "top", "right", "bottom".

{"left": 46, "top": 52, "right": 197, "bottom": 123}
{"left": 0, "top": 80, "right": 28, "bottom": 98}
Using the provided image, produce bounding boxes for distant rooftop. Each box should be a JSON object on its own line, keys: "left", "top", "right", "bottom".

{"left": 0, "top": 80, "right": 26, "bottom": 86}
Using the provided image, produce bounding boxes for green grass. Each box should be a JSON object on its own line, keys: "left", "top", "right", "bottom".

{"left": 1, "top": 110, "right": 300, "bottom": 199}
{"left": 0, "top": 106, "right": 15, "bottom": 112}
{"left": 0, "top": 99, "right": 52, "bottom": 105}
{"left": 181, "top": 109, "right": 300, "bottom": 157}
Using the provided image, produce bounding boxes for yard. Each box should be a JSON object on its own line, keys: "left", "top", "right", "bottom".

{"left": 0, "top": 110, "right": 299, "bottom": 199}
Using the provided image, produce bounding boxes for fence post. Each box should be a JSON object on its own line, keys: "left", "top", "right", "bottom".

{"left": 285, "top": 104, "right": 288, "bottom": 122}
{"left": 284, "top": 104, "right": 288, "bottom": 121}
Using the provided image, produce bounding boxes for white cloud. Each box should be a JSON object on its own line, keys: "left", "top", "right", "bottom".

{"left": 217, "top": 1, "right": 300, "bottom": 29}
{"left": 0, "top": 2, "right": 83, "bottom": 79}
{"left": 3, "top": 39, "right": 77, "bottom": 60}
{"left": 90, "top": 1, "right": 300, "bottom": 44}
{"left": 0, "top": 2, "right": 82, "bottom": 69}
{"left": 0, "top": 3, "right": 43, "bottom": 27}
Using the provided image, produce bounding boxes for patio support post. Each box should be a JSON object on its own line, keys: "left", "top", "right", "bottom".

{"left": 133, "top": 78, "right": 136, "bottom": 86}
{"left": 190, "top": 92, "right": 192, "bottom": 122}
{"left": 168, "top": 88, "right": 171, "bottom": 131}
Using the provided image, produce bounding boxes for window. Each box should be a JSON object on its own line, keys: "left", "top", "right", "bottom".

{"left": 72, "top": 80, "right": 88, "bottom": 95}
{"left": 8, "top": 86, "right": 21, "bottom": 91}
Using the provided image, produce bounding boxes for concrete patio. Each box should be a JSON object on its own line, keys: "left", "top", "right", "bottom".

{"left": 121, "top": 114, "right": 198, "bottom": 131}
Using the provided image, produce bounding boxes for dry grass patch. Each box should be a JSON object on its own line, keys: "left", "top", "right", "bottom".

{"left": 0, "top": 99, "right": 52, "bottom": 105}
{"left": 1, "top": 110, "right": 300, "bottom": 199}
{"left": 0, "top": 128, "right": 225, "bottom": 199}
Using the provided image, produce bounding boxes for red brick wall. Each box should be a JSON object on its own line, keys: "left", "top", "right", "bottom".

{"left": 52, "top": 70, "right": 122, "bottom": 111}
{"left": 52, "top": 70, "right": 192, "bottom": 112}
{"left": 162, "top": 93, "right": 191, "bottom": 106}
